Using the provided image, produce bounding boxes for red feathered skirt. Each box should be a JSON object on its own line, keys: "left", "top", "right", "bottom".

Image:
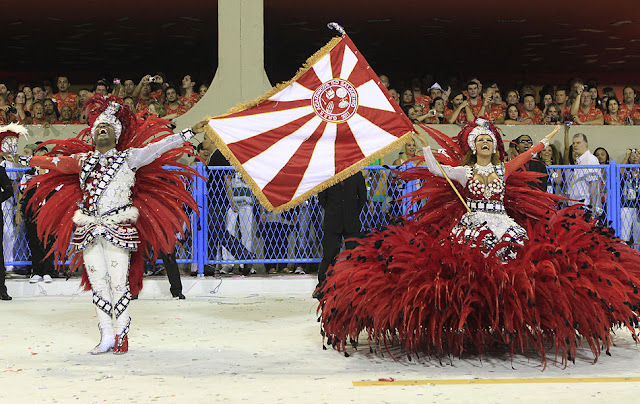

{"left": 316, "top": 206, "right": 640, "bottom": 367}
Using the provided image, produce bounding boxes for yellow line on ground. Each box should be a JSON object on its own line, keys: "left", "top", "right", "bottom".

{"left": 353, "top": 377, "right": 640, "bottom": 387}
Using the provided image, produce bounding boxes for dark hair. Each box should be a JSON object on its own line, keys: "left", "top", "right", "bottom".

{"left": 606, "top": 97, "right": 620, "bottom": 112}
{"left": 196, "top": 143, "right": 205, "bottom": 152}
{"left": 164, "top": 86, "right": 178, "bottom": 96}
{"left": 505, "top": 103, "right": 521, "bottom": 119}
{"left": 543, "top": 143, "right": 561, "bottom": 165}
{"left": 505, "top": 88, "right": 519, "bottom": 101}
{"left": 430, "top": 97, "right": 444, "bottom": 109}
{"left": 593, "top": 147, "right": 610, "bottom": 164}
{"left": 402, "top": 104, "right": 416, "bottom": 117}
{"left": 400, "top": 89, "right": 415, "bottom": 108}
{"left": 601, "top": 87, "right": 616, "bottom": 98}
{"left": 94, "top": 80, "right": 110, "bottom": 93}
{"left": 555, "top": 85, "right": 570, "bottom": 96}
{"left": 568, "top": 145, "right": 576, "bottom": 165}
{"left": 623, "top": 86, "right": 636, "bottom": 95}
{"left": 466, "top": 80, "right": 479, "bottom": 90}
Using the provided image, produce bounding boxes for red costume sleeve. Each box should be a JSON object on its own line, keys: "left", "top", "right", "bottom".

{"left": 30, "top": 155, "right": 82, "bottom": 174}
{"left": 504, "top": 140, "right": 547, "bottom": 178}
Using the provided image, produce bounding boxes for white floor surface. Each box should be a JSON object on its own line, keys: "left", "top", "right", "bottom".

{"left": 1, "top": 276, "right": 640, "bottom": 403}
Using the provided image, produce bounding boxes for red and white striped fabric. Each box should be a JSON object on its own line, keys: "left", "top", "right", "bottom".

{"left": 206, "top": 34, "right": 414, "bottom": 211}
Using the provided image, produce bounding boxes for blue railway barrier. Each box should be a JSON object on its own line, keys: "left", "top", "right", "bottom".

{"left": 4, "top": 163, "right": 640, "bottom": 274}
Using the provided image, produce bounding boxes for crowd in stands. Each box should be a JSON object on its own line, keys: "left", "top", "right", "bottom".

{"left": 380, "top": 75, "right": 640, "bottom": 126}
{"left": 0, "top": 74, "right": 208, "bottom": 126}
{"left": 2, "top": 73, "right": 640, "bottom": 277}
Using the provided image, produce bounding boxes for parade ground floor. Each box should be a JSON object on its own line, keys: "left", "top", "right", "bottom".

{"left": 2, "top": 276, "right": 640, "bottom": 403}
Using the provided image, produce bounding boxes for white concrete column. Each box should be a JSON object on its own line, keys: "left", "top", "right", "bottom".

{"left": 175, "top": 0, "right": 272, "bottom": 130}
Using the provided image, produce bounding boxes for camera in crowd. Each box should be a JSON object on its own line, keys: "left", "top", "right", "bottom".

{"left": 550, "top": 116, "right": 559, "bottom": 123}
{"left": 148, "top": 76, "right": 157, "bottom": 83}
{"left": 7, "top": 104, "right": 17, "bottom": 114}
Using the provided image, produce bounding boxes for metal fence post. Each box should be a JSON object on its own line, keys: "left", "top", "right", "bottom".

{"left": 608, "top": 161, "right": 620, "bottom": 237}
{"left": 195, "top": 162, "right": 206, "bottom": 277}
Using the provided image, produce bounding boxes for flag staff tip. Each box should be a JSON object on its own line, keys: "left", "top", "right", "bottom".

{"left": 327, "top": 22, "right": 346, "bottom": 34}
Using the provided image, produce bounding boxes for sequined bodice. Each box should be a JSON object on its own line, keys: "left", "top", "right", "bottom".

{"left": 80, "top": 150, "right": 135, "bottom": 215}
{"left": 466, "top": 177, "right": 504, "bottom": 201}
{"left": 464, "top": 164, "right": 506, "bottom": 213}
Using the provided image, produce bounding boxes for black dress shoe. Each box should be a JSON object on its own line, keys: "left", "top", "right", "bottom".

{"left": 172, "top": 293, "right": 186, "bottom": 300}
{"left": 1, "top": 293, "right": 12, "bottom": 301}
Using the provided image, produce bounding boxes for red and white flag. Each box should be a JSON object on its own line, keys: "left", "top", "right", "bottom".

{"left": 205, "top": 33, "right": 414, "bottom": 211}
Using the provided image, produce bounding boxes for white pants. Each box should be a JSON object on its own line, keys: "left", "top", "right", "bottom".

{"left": 222, "top": 203, "right": 253, "bottom": 260}
{"left": 621, "top": 207, "right": 640, "bottom": 246}
{"left": 83, "top": 238, "right": 131, "bottom": 338}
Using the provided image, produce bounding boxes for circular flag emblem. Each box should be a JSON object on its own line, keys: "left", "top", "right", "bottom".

{"left": 311, "top": 79, "right": 358, "bottom": 123}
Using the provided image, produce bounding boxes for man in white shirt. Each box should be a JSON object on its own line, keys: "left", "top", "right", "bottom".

{"left": 568, "top": 133, "right": 602, "bottom": 213}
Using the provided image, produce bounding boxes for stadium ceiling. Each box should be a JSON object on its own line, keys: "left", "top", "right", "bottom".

{"left": 2, "top": 1, "right": 640, "bottom": 84}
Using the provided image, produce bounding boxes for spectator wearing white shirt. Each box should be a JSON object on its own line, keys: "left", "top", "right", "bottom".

{"left": 567, "top": 133, "right": 601, "bottom": 214}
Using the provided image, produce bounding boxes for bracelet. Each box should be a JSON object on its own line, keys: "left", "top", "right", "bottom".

{"left": 180, "top": 128, "right": 196, "bottom": 142}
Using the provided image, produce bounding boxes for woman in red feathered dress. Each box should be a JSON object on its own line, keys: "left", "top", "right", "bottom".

{"left": 27, "top": 95, "right": 204, "bottom": 355}
{"left": 317, "top": 118, "right": 640, "bottom": 368}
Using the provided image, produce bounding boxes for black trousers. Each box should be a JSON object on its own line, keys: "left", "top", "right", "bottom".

{"left": 159, "top": 251, "right": 182, "bottom": 296}
{"left": 25, "top": 215, "right": 54, "bottom": 277}
{"left": 0, "top": 222, "right": 6, "bottom": 295}
{"left": 318, "top": 230, "right": 359, "bottom": 284}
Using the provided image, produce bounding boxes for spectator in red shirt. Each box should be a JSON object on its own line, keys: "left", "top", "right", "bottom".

{"left": 23, "top": 86, "right": 34, "bottom": 113}
{"left": 123, "top": 97, "right": 136, "bottom": 112}
{"left": 94, "top": 81, "right": 109, "bottom": 97}
{"left": 32, "top": 85, "right": 45, "bottom": 103}
{"left": 199, "top": 84, "right": 208, "bottom": 98}
{"left": 505, "top": 89, "right": 521, "bottom": 111}
{"left": 164, "top": 87, "right": 188, "bottom": 118}
{"left": 570, "top": 88, "right": 604, "bottom": 125}
{"left": 569, "top": 78, "right": 585, "bottom": 94}
{"left": 180, "top": 75, "right": 200, "bottom": 109}
{"left": 554, "top": 85, "right": 571, "bottom": 117}
{"left": 420, "top": 97, "right": 446, "bottom": 124}
{"left": 587, "top": 85, "right": 601, "bottom": 110}
{"left": 12, "top": 91, "right": 28, "bottom": 122}
{"left": 135, "top": 81, "right": 157, "bottom": 113}
{"left": 543, "top": 103, "right": 563, "bottom": 125}
{"left": 521, "top": 94, "right": 543, "bottom": 124}
{"left": 43, "top": 98, "right": 58, "bottom": 124}
{"left": 600, "top": 87, "right": 616, "bottom": 113}
{"left": 21, "top": 101, "right": 48, "bottom": 126}
{"left": 123, "top": 79, "right": 136, "bottom": 98}
{"left": 76, "top": 88, "right": 91, "bottom": 114}
{"left": 54, "top": 105, "right": 81, "bottom": 124}
{"left": 42, "top": 80, "right": 54, "bottom": 99}
{"left": 445, "top": 91, "right": 473, "bottom": 125}
{"left": 400, "top": 89, "right": 414, "bottom": 109}
{"left": 148, "top": 101, "right": 167, "bottom": 118}
{"left": 604, "top": 98, "right": 632, "bottom": 126}
{"left": 465, "top": 80, "right": 482, "bottom": 118}
{"left": 51, "top": 75, "right": 78, "bottom": 115}
{"left": 389, "top": 89, "right": 400, "bottom": 105}
{"left": 379, "top": 75, "right": 390, "bottom": 89}
{"left": 411, "top": 79, "right": 428, "bottom": 108}
{"left": 539, "top": 91, "right": 554, "bottom": 117}
{"left": 620, "top": 86, "right": 639, "bottom": 115}
{"left": 0, "top": 83, "right": 9, "bottom": 102}
{"left": 504, "top": 103, "right": 529, "bottom": 125}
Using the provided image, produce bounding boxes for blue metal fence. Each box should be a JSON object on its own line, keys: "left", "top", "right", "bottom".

{"left": 3, "top": 163, "right": 640, "bottom": 275}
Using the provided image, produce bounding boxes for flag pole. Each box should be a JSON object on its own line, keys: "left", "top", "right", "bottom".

{"left": 415, "top": 123, "right": 471, "bottom": 214}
